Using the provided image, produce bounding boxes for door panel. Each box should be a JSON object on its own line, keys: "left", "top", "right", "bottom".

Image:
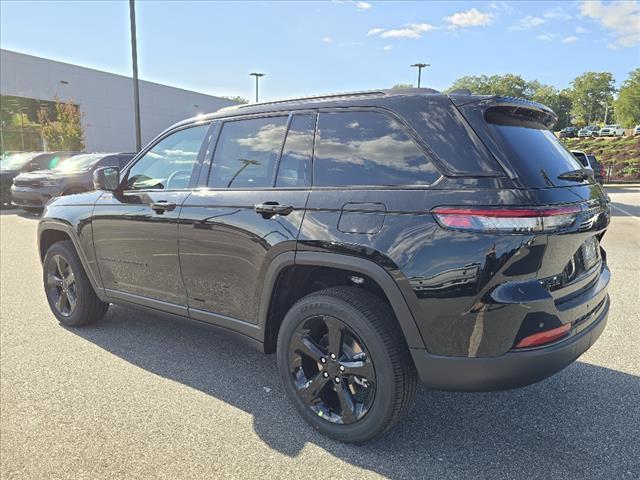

{"left": 92, "top": 190, "right": 191, "bottom": 305}
{"left": 178, "top": 189, "right": 309, "bottom": 323}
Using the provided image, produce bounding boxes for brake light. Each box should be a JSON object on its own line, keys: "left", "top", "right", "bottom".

{"left": 514, "top": 324, "right": 571, "bottom": 348}
{"left": 432, "top": 205, "right": 581, "bottom": 233}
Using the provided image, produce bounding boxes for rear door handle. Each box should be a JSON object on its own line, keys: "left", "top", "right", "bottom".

{"left": 151, "top": 201, "right": 177, "bottom": 213}
{"left": 254, "top": 202, "right": 294, "bottom": 217}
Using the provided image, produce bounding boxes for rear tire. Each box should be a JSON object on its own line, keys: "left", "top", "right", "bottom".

{"left": 43, "top": 240, "right": 109, "bottom": 327}
{"left": 277, "top": 286, "right": 417, "bottom": 443}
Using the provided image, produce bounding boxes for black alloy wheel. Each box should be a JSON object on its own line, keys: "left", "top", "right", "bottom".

{"left": 277, "top": 286, "right": 417, "bottom": 443}
{"left": 46, "top": 254, "right": 77, "bottom": 317}
{"left": 43, "top": 240, "right": 109, "bottom": 327}
{"left": 288, "top": 314, "right": 376, "bottom": 424}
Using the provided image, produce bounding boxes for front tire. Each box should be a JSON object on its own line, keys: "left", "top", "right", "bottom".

{"left": 277, "top": 286, "right": 417, "bottom": 443}
{"left": 43, "top": 240, "right": 109, "bottom": 327}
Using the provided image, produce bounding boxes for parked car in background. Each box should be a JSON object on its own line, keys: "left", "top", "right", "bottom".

{"left": 633, "top": 125, "right": 640, "bottom": 136}
{"left": 558, "top": 126, "right": 578, "bottom": 138}
{"left": 571, "top": 150, "right": 605, "bottom": 183}
{"left": 11, "top": 152, "right": 134, "bottom": 213}
{"left": 1, "top": 151, "right": 81, "bottom": 207}
{"left": 599, "top": 124, "right": 625, "bottom": 137}
{"left": 38, "top": 89, "right": 611, "bottom": 442}
{"left": 578, "top": 126, "right": 600, "bottom": 137}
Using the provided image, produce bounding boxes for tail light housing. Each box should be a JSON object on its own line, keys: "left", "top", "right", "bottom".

{"left": 432, "top": 205, "right": 581, "bottom": 233}
{"left": 514, "top": 324, "right": 571, "bottom": 348}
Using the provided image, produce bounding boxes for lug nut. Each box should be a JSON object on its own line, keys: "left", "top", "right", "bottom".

{"left": 322, "top": 371, "right": 329, "bottom": 378}
{"left": 339, "top": 365, "right": 345, "bottom": 372}
{"left": 320, "top": 357, "right": 326, "bottom": 364}
{"left": 334, "top": 377, "right": 341, "bottom": 383}
{"left": 330, "top": 353, "right": 336, "bottom": 360}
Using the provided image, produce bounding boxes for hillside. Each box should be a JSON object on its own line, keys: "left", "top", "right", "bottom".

{"left": 561, "top": 135, "right": 640, "bottom": 181}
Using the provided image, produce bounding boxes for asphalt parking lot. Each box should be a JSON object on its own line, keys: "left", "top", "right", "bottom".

{"left": 1, "top": 186, "right": 639, "bottom": 480}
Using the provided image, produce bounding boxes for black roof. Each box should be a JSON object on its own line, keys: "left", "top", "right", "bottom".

{"left": 172, "top": 88, "right": 443, "bottom": 127}
{"left": 168, "top": 87, "right": 554, "bottom": 130}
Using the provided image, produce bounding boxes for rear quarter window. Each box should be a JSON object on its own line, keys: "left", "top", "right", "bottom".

{"left": 313, "top": 110, "right": 440, "bottom": 187}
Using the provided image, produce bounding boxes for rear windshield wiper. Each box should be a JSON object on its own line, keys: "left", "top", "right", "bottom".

{"left": 557, "top": 168, "right": 592, "bottom": 182}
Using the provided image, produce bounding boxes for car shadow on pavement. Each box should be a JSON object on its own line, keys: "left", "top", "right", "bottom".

{"left": 69, "top": 305, "right": 640, "bottom": 480}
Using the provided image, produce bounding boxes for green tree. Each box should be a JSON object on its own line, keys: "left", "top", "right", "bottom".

{"left": 446, "top": 74, "right": 532, "bottom": 97}
{"left": 530, "top": 83, "right": 573, "bottom": 130}
{"left": 614, "top": 68, "right": 640, "bottom": 127}
{"left": 391, "top": 83, "right": 414, "bottom": 89}
{"left": 568, "top": 72, "right": 616, "bottom": 125}
{"left": 221, "top": 95, "right": 249, "bottom": 104}
{"left": 37, "top": 98, "right": 84, "bottom": 151}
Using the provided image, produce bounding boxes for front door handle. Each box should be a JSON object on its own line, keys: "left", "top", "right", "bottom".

{"left": 254, "top": 202, "right": 294, "bottom": 217}
{"left": 151, "top": 201, "right": 177, "bottom": 214}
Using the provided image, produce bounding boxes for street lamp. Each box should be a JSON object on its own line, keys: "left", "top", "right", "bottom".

{"left": 250, "top": 72, "right": 265, "bottom": 102}
{"left": 410, "top": 63, "right": 430, "bottom": 88}
{"left": 129, "top": 0, "right": 142, "bottom": 152}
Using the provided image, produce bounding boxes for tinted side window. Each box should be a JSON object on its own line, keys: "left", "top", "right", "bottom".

{"left": 314, "top": 111, "right": 439, "bottom": 187}
{"left": 209, "top": 116, "right": 288, "bottom": 188}
{"left": 276, "top": 114, "right": 315, "bottom": 187}
{"left": 572, "top": 152, "right": 588, "bottom": 168}
{"left": 125, "top": 124, "right": 209, "bottom": 190}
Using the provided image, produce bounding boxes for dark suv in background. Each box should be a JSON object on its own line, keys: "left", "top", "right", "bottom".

{"left": 37, "top": 89, "right": 611, "bottom": 442}
{"left": 11, "top": 152, "right": 134, "bottom": 212}
{"left": 0, "top": 151, "right": 81, "bottom": 208}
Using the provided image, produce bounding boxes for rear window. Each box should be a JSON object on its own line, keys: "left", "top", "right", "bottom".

{"left": 313, "top": 111, "right": 439, "bottom": 187}
{"left": 491, "top": 126, "right": 583, "bottom": 184}
{"left": 480, "top": 106, "right": 585, "bottom": 187}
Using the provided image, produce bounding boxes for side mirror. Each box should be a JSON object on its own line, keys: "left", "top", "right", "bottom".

{"left": 93, "top": 166, "right": 120, "bottom": 191}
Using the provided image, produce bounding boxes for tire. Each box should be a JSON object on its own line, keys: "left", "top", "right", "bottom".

{"left": 277, "top": 286, "right": 417, "bottom": 443}
{"left": 43, "top": 240, "right": 109, "bottom": 327}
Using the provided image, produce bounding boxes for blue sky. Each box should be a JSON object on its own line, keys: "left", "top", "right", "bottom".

{"left": 1, "top": 1, "right": 638, "bottom": 101}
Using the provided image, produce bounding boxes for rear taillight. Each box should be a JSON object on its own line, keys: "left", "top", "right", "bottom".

{"left": 432, "top": 205, "right": 581, "bottom": 233}
{"left": 514, "top": 324, "right": 571, "bottom": 348}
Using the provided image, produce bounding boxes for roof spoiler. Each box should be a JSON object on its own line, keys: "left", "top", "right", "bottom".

{"left": 450, "top": 95, "right": 558, "bottom": 129}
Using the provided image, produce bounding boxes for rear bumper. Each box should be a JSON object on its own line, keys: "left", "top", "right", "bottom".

{"left": 411, "top": 294, "right": 609, "bottom": 391}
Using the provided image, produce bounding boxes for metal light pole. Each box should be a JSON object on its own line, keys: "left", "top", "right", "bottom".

{"left": 129, "top": 0, "right": 142, "bottom": 152}
{"left": 250, "top": 72, "right": 265, "bottom": 102}
{"left": 603, "top": 104, "right": 611, "bottom": 125}
{"left": 410, "top": 63, "right": 430, "bottom": 88}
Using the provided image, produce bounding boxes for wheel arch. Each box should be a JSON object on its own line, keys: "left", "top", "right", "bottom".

{"left": 259, "top": 251, "right": 425, "bottom": 353}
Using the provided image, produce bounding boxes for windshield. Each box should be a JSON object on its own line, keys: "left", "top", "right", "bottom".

{"left": 52, "top": 154, "right": 104, "bottom": 173}
{"left": 0, "top": 152, "right": 39, "bottom": 171}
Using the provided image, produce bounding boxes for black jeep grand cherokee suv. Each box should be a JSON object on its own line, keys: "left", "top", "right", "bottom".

{"left": 38, "top": 89, "right": 610, "bottom": 442}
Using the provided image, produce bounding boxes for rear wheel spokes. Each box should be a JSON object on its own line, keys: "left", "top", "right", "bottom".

{"left": 54, "top": 255, "right": 66, "bottom": 278}
{"left": 289, "top": 314, "right": 376, "bottom": 425}
{"left": 48, "top": 254, "right": 76, "bottom": 316}
{"left": 324, "top": 316, "right": 344, "bottom": 358}
{"left": 297, "top": 370, "right": 330, "bottom": 405}
{"left": 290, "top": 330, "right": 327, "bottom": 364}
{"left": 341, "top": 352, "right": 374, "bottom": 383}
{"left": 56, "top": 292, "right": 68, "bottom": 312}
{"left": 47, "top": 273, "right": 63, "bottom": 287}
{"left": 335, "top": 382, "right": 357, "bottom": 424}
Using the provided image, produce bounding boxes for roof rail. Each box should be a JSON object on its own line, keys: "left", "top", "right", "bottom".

{"left": 235, "top": 90, "right": 388, "bottom": 109}
{"left": 215, "top": 88, "right": 440, "bottom": 114}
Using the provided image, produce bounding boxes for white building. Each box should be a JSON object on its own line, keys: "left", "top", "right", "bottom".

{"left": 0, "top": 49, "right": 238, "bottom": 152}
